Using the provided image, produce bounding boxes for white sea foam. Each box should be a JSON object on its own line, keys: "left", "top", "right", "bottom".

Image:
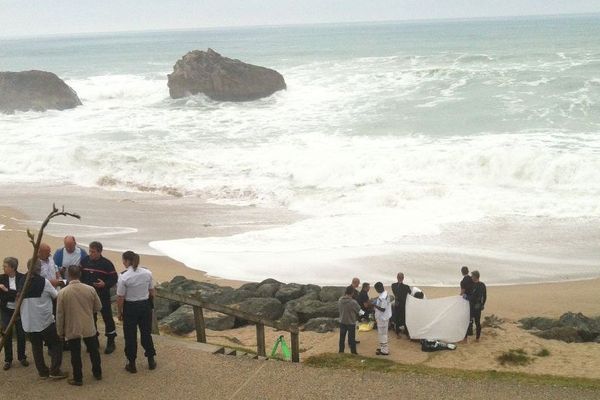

{"left": 3, "top": 30, "right": 600, "bottom": 283}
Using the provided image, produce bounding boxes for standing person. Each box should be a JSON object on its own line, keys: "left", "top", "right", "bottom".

{"left": 460, "top": 266, "right": 474, "bottom": 337}
{"left": 53, "top": 236, "right": 88, "bottom": 280}
{"left": 470, "top": 270, "right": 487, "bottom": 341}
{"left": 338, "top": 285, "right": 361, "bottom": 355}
{"left": 81, "top": 241, "right": 118, "bottom": 354}
{"left": 0, "top": 257, "right": 28, "bottom": 371}
{"left": 117, "top": 251, "right": 156, "bottom": 373}
{"left": 20, "top": 260, "right": 66, "bottom": 379}
{"left": 56, "top": 265, "right": 102, "bottom": 386}
{"left": 391, "top": 272, "right": 411, "bottom": 338}
{"left": 357, "top": 282, "right": 372, "bottom": 322}
{"left": 373, "top": 282, "right": 392, "bottom": 356}
{"left": 38, "top": 243, "right": 61, "bottom": 288}
{"left": 350, "top": 277, "right": 360, "bottom": 300}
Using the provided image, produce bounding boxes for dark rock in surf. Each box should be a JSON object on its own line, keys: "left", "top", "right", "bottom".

{"left": 0, "top": 70, "right": 82, "bottom": 113}
{"left": 167, "top": 48, "right": 286, "bottom": 101}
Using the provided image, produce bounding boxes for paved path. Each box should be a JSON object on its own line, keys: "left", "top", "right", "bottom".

{"left": 0, "top": 334, "right": 597, "bottom": 400}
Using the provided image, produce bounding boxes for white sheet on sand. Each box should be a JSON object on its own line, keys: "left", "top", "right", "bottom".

{"left": 405, "top": 295, "right": 470, "bottom": 343}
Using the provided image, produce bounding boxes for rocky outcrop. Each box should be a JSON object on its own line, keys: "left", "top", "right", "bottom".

{"left": 159, "top": 305, "right": 195, "bottom": 335}
{"left": 155, "top": 276, "right": 341, "bottom": 335}
{"left": 234, "top": 298, "right": 284, "bottom": 321}
{"left": 167, "top": 49, "right": 286, "bottom": 101}
{"left": 0, "top": 70, "right": 82, "bottom": 113}
{"left": 318, "top": 286, "right": 345, "bottom": 303}
{"left": 519, "top": 312, "right": 600, "bottom": 343}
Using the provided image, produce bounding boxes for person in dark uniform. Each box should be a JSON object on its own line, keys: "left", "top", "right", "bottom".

{"left": 81, "top": 241, "right": 118, "bottom": 354}
{"left": 350, "top": 277, "right": 361, "bottom": 299}
{"left": 117, "top": 251, "right": 156, "bottom": 373}
{"left": 0, "top": 257, "right": 28, "bottom": 371}
{"left": 460, "top": 266, "right": 474, "bottom": 337}
{"left": 357, "top": 282, "right": 372, "bottom": 322}
{"left": 391, "top": 272, "right": 411, "bottom": 338}
{"left": 470, "top": 270, "right": 487, "bottom": 341}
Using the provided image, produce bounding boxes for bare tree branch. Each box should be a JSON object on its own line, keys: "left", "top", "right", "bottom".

{"left": 0, "top": 205, "right": 81, "bottom": 354}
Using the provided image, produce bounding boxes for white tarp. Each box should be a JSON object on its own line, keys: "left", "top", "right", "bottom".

{"left": 405, "top": 295, "right": 470, "bottom": 343}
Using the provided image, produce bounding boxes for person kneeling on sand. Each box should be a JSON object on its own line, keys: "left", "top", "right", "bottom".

{"left": 373, "top": 282, "right": 392, "bottom": 356}
{"left": 338, "top": 286, "right": 361, "bottom": 354}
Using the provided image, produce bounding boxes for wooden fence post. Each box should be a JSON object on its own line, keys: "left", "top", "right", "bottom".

{"left": 193, "top": 306, "right": 207, "bottom": 343}
{"left": 256, "top": 323, "right": 266, "bottom": 357}
{"left": 291, "top": 330, "right": 300, "bottom": 363}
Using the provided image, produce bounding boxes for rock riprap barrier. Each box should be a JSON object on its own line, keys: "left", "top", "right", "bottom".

{"left": 519, "top": 312, "right": 600, "bottom": 343}
{"left": 156, "top": 276, "right": 342, "bottom": 334}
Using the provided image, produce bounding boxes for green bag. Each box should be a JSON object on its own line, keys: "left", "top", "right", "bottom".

{"left": 270, "top": 335, "right": 291, "bottom": 360}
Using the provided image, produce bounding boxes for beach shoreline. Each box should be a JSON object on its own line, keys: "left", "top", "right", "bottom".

{"left": 1, "top": 191, "right": 599, "bottom": 319}
{"left": 2, "top": 198, "right": 600, "bottom": 380}
{"left": 2, "top": 183, "right": 599, "bottom": 287}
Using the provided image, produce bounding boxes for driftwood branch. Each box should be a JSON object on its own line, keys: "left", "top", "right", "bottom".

{"left": 0, "top": 204, "right": 80, "bottom": 353}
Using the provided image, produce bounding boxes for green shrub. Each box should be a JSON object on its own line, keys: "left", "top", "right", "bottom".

{"left": 535, "top": 348, "right": 551, "bottom": 357}
{"left": 497, "top": 349, "right": 533, "bottom": 366}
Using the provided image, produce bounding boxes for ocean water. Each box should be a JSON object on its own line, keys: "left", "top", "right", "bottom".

{"left": 1, "top": 15, "right": 600, "bottom": 284}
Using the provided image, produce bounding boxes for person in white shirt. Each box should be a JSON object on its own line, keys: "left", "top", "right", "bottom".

{"left": 372, "top": 282, "right": 392, "bottom": 356}
{"left": 38, "top": 243, "right": 61, "bottom": 288}
{"left": 53, "top": 236, "right": 88, "bottom": 280}
{"left": 20, "top": 260, "right": 66, "bottom": 379}
{"left": 117, "top": 251, "right": 156, "bottom": 373}
{"left": 0, "top": 257, "right": 29, "bottom": 370}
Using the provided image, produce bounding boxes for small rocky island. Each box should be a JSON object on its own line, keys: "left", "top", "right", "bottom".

{"left": 167, "top": 48, "right": 286, "bottom": 101}
{"left": 0, "top": 70, "right": 82, "bottom": 113}
{"left": 156, "top": 276, "right": 343, "bottom": 334}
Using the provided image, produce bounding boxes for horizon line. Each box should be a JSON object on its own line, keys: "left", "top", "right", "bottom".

{"left": 1, "top": 11, "right": 599, "bottom": 40}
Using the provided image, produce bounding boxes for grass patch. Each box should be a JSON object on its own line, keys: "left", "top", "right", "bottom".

{"left": 535, "top": 348, "right": 551, "bottom": 357}
{"left": 303, "top": 353, "right": 600, "bottom": 390}
{"left": 497, "top": 348, "right": 533, "bottom": 366}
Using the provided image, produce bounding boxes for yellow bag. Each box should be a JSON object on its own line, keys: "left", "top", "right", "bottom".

{"left": 358, "top": 321, "right": 374, "bottom": 332}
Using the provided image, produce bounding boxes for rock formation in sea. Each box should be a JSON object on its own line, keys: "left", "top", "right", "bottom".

{"left": 0, "top": 70, "right": 82, "bottom": 113}
{"left": 156, "top": 276, "right": 343, "bottom": 333}
{"left": 167, "top": 48, "right": 286, "bottom": 101}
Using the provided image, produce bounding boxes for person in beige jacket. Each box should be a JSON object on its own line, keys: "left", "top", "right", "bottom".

{"left": 56, "top": 265, "right": 103, "bottom": 386}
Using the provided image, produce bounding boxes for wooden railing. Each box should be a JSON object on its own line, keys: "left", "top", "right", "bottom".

{"left": 154, "top": 288, "right": 300, "bottom": 362}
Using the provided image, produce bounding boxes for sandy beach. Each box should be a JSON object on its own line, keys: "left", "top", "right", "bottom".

{"left": 2, "top": 198, "right": 599, "bottom": 381}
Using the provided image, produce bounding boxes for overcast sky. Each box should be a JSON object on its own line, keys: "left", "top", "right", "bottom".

{"left": 1, "top": 0, "right": 599, "bottom": 37}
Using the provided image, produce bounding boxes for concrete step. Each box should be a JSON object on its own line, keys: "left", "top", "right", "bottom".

{"left": 223, "top": 348, "right": 237, "bottom": 356}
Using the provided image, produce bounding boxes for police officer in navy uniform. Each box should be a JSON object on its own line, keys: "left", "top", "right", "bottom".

{"left": 81, "top": 241, "right": 118, "bottom": 354}
{"left": 117, "top": 251, "right": 156, "bottom": 373}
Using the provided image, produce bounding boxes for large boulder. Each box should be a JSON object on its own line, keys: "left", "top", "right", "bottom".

{"left": 302, "top": 317, "right": 339, "bottom": 333}
{"left": 294, "top": 300, "right": 339, "bottom": 322}
{"left": 520, "top": 312, "right": 600, "bottom": 343}
{"left": 154, "top": 296, "right": 181, "bottom": 320}
{"left": 533, "top": 326, "right": 583, "bottom": 343}
{"left": 319, "top": 286, "right": 345, "bottom": 303}
{"left": 256, "top": 283, "right": 281, "bottom": 298}
{"left": 159, "top": 305, "right": 195, "bottom": 335}
{"left": 0, "top": 70, "right": 82, "bottom": 113}
{"left": 519, "top": 317, "right": 557, "bottom": 331}
{"left": 212, "top": 289, "right": 256, "bottom": 305}
{"left": 167, "top": 49, "right": 286, "bottom": 101}
{"left": 235, "top": 297, "right": 284, "bottom": 321}
{"left": 204, "top": 311, "right": 236, "bottom": 331}
{"left": 278, "top": 309, "right": 300, "bottom": 328}
{"left": 274, "top": 283, "right": 305, "bottom": 304}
